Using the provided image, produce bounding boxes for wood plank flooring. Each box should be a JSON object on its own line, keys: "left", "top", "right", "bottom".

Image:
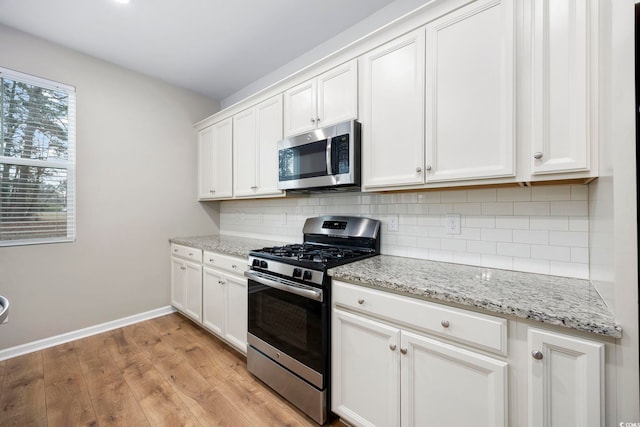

{"left": 0, "top": 313, "right": 345, "bottom": 427}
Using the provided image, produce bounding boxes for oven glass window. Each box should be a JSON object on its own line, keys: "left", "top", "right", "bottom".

{"left": 248, "top": 282, "right": 323, "bottom": 373}
{"left": 279, "top": 140, "right": 328, "bottom": 181}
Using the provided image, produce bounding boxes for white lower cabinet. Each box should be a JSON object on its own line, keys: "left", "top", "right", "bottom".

{"left": 170, "top": 244, "right": 203, "bottom": 322}
{"left": 528, "top": 328, "right": 604, "bottom": 427}
{"left": 202, "top": 251, "right": 248, "bottom": 354}
{"left": 332, "top": 281, "right": 508, "bottom": 427}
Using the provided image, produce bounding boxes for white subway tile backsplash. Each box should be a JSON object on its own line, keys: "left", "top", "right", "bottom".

{"left": 513, "top": 229, "right": 549, "bottom": 245}
{"left": 513, "top": 201, "right": 551, "bottom": 216}
{"left": 497, "top": 242, "right": 531, "bottom": 258}
{"left": 531, "top": 245, "right": 571, "bottom": 262}
{"left": 530, "top": 216, "right": 569, "bottom": 231}
{"left": 550, "top": 200, "right": 588, "bottom": 216}
{"left": 219, "top": 185, "right": 590, "bottom": 279}
{"left": 531, "top": 186, "right": 571, "bottom": 201}
{"left": 496, "top": 216, "right": 529, "bottom": 229}
{"left": 480, "top": 228, "right": 512, "bottom": 242}
{"left": 481, "top": 202, "right": 514, "bottom": 215}
{"left": 549, "top": 231, "right": 588, "bottom": 247}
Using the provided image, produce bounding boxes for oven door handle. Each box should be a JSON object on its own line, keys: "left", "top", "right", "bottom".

{"left": 244, "top": 271, "right": 323, "bottom": 302}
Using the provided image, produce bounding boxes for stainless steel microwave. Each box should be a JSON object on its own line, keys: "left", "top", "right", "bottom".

{"left": 277, "top": 120, "right": 361, "bottom": 191}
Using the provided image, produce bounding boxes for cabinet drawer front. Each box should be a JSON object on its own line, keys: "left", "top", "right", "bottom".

{"left": 333, "top": 281, "right": 507, "bottom": 355}
{"left": 204, "top": 251, "right": 247, "bottom": 274}
{"left": 171, "top": 244, "right": 202, "bottom": 263}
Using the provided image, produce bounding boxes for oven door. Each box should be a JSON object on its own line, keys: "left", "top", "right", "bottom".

{"left": 245, "top": 270, "right": 328, "bottom": 389}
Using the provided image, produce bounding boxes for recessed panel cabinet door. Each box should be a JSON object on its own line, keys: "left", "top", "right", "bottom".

{"left": 425, "top": 0, "right": 515, "bottom": 182}
{"left": 255, "top": 95, "right": 283, "bottom": 196}
{"left": 531, "top": 0, "right": 593, "bottom": 174}
{"left": 528, "top": 328, "right": 604, "bottom": 427}
{"left": 332, "top": 309, "right": 401, "bottom": 427}
{"left": 284, "top": 79, "right": 317, "bottom": 137}
{"left": 401, "top": 330, "right": 507, "bottom": 427}
{"left": 198, "top": 118, "right": 233, "bottom": 200}
{"left": 224, "top": 274, "right": 248, "bottom": 353}
{"left": 170, "top": 257, "right": 186, "bottom": 311}
{"left": 184, "top": 261, "right": 202, "bottom": 322}
{"left": 202, "top": 267, "right": 225, "bottom": 337}
{"left": 361, "top": 29, "right": 426, "bottom": 189}
{"left": 233, "top": 108, "right": 257, "bottom": 197}
{"left": 317, "top": 60, "right": 358, "bottom": 128}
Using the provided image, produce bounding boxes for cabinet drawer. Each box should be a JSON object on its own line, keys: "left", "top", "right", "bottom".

{"left": 171, "top": 244, "right": 202, "bottom": 263}
{"left": 333, "top": 281, "right": 507, "bottom": 355}
{"left": 204, "top": 251, "right": 247, "bottom": 275}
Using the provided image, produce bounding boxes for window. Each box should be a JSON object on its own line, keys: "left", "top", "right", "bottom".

{"left": 0, "top": 67, "right": 76, "bottom": 246}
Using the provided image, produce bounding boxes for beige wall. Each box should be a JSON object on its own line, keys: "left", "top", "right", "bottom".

{"left": 0, "top": 25, "right": 220, "bottom": 350}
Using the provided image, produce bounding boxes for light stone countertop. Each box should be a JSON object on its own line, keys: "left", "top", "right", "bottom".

{"left": 169, "top": 235, "right": 289, "bottom": 259}
{"left": 169, "top": 235, "right": 621, "bottom": 338}
{"left": 329, "top": 255, "right": 622, "bottom": 339}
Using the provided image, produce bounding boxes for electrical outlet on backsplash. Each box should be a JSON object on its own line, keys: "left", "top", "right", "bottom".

{"left": 219, "top": 184, "right": 590, "bottom": 279}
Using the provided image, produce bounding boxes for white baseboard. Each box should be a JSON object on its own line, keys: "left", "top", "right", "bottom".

{"left": 0, "top": 306, "right": 177, "bottom": 361}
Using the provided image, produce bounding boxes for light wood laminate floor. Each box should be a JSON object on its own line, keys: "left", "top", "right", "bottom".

{"left": 0, "top": 313, "right": 345, "bottom": 426}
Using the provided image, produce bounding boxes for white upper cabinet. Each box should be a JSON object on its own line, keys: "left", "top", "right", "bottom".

{"left": 361, "top": 29, "right": 426, "bottom": 190}
{"left": 233, "top": 95, "right": 284, "bottom": 198}
{"left": 425, "top": 0, "right": 515, "bottom": 182}
{"left": 198, "top": 118, "right": 233, "bottom": 200}
{"left": 284, "top": 60, "right": 357, "bottom": 137}
{"left": 530, "top": 0, "right": 595, "bottom": 175}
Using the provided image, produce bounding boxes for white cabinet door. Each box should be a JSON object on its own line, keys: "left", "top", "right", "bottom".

{"left": 170, "top": 257, "right": 186, "bottom": 311}
{"left": 361, "top": 29, "right": 426, "bottom": 189}
{"left": 197, "top": 126, "right": 215, "bottom": 200}
{"left": 202, "top": 266, "right": 225, "bottom": 337}
{"left": 284, "top": 61, "right": 357, "bottom": 137}
{"left": 232, "top": 108, "right": 257, "bottom": 197}
{"left": 531, "top": 0, "right": 592, "bottom": 174}
{"left": 255, "top": 95, "right": 284, "bottom": 196}
{"left": 284, "top": 79, "right": 316, "bottom": 137}
{"left": 184, "top": 261, "right": 202, "bottom": 322}
{"left": 332, "top": 308, "right": 401, "bottom": 427}
{"left": 401, "top": 330, "right": 507, "bottom": 427}
{"left": 425, "top": 0, "right": 515, "bottom": 182}
{"left": 198, "top": 118, "right": 233, "bottom": 200}
{"left": 528, "top": 328, "right": 604, "bottom": 427}
{"left": 317, "top": 60, "right": 358, "bottom": 128}
{"left": 224, "top": 274, "right": 248, "bottom": 353}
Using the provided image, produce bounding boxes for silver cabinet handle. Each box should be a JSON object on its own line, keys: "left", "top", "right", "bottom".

{"left": 250, "top": 186, "right": 258, "bottom": 189}
{"left": 232, "top": 264, "right": 238, "bottom": 269}
{"left": 209, "top": 189, "right": 215, "bottom": 193}
{"left": 209, "top": 258, "right": 214, "bottom": 262}
{"left": 180, "top": 266, "right": 186, "bottom": 271}
{"left": 400, "top": 348, "right": 408, "bottom": 355}
{"left": 532, "top": 350, "right": 543, "bottom": 360}
{"left": 188, "top": 253, "right": 193, "bottom": 256}
{"left": 311, "top": 118, "right": 316, "bottom": 123}
{"left": 316, "top": 117, "right": 321, "bottom": 123}
{"left": 534, "top": 152, "right": 544, "bottom": 160}
{"left": 441, "top": 320, "right": 450, "bottom": 328}
{"left": 416, "top": 167, "right": 422, "bottom": 173}
{"left": 218, "top": 280, "right": 225, "bottom": 285}
{"left": 173, "top": 249, "right": 178, "bottom": 252}
{"left": 389, "top": 344, "right": 397, "bottom": 351}
{"left": 357, "top": 299, "right": 364, "bottom": 305}
{"left": 426, "top": 165, "right": 432, "bottom": 171}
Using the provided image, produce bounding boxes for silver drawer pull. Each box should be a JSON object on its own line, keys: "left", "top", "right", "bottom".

{"left": 533, "top": 152, "right": 544, "bottom": 160}
{"left": 532, "top": 350, "right": 544, "bottom": 360}
{"left": 441, "top": 320, "right": 450, "bottom": 328}
{"left": 357, "top": 299, "right": 364, "bottom": 305}
{"left": 188, "top": 253, "right": 193, "bottom": 256}
{"left": 389, "top": 344, "right": 397, "bottom": 351}
{"left": 232, "top": 264, "right": 238, "bottom": 269}
{"left": 173, "top": 249, "right": 178, "bottom": 252}
{"left": 400, "top": 348, "right": 408, "bottom": 355}
{"left": 209, "top": 259, "right": 214, "bottom": 262}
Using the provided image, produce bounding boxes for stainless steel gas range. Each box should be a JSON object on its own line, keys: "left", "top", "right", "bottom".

{"left": 244, "top": 216, "right": 381, "bottom": 425}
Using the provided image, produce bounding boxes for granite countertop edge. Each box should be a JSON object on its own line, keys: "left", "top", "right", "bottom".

{"left": 329, "top": 255, "right": 622, "bottom": 339}
{"left": 169, "top": 236, "right": 621, "bottom": 339}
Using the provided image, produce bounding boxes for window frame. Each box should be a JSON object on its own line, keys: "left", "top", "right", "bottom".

{"left": 0, "top": 67, "right": 76, "bottom": 247}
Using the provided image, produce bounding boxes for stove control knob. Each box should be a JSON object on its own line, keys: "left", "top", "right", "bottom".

{"left": 303, "top": 270, "right": 313, "bottom": 281}
{"left": 252, "top": 259, "right": 260, "bottom": 267}
{"left": 293, "top": 268, "right": 302, "bottom": 278}
{"left": 260, "top": 260, "right": 268, "bottom": 269}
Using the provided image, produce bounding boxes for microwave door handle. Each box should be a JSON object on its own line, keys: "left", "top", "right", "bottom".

{"left": 244, "top": 271, "right": 323, "bottom": 302}
{"left": 326, "top": 138, "right": 333, "bottom": 175}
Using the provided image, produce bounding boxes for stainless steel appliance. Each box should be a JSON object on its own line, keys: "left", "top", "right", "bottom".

{"left": 277, "top": 120, "right": 361, "bottom": 191}
{"left": 245, "top": 216, "right": 381, "bottom": 424}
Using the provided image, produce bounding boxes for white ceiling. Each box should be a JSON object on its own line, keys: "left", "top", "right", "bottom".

{"left": 0, "top": 0, "right": 397, "bottom": 101}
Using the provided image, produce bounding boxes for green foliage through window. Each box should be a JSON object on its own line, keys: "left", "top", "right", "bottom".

{"left": 0, "top": 68, "right": 76, "bottom": 246}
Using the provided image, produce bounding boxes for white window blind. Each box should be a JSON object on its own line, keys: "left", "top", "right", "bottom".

{"left": 0, "top": 67, "right": 76, "bottom": 246}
